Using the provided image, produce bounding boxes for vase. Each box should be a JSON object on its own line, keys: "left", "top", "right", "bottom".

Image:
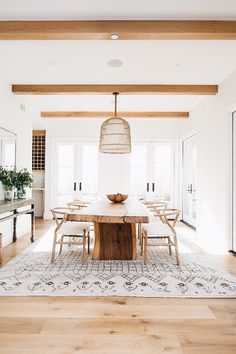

{"left": 17, "top": 188, "right": 26, "bottom": 199}
{"left": 5, "top": 189, "right": 14, "bottom": 201}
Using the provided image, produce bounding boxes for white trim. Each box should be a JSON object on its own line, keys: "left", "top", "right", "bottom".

{"left": 180, "top": 129, "right": 197, "bottom": 143}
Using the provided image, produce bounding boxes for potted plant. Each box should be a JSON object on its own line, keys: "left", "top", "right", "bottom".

{"left": 0, "top": 167, "right": 17, "bottom": 200}
{"left": 15, "top": 168, "right": 33, "bottom": 199}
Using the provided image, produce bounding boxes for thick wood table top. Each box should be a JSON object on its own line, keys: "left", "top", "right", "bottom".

{"left": 67, "top": 198, "right": 149, "bottom": 224}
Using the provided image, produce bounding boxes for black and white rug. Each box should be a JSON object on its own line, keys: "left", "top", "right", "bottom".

{"left": 0, "top": 228, "right": 236, "bottom": 297}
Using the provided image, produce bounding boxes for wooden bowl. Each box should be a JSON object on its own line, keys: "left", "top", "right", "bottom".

{"left": 106, "top": 194, "right": 128, "bottom": 203}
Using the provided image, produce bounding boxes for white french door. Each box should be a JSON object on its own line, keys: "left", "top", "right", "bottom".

{"left": 232, "top": 113, "right": 236, "bottom": 252}
{"left": 53, "top": 139, "right": 176, "bottom": 207}
{"left": 55, "top": 141, "right": 98, "bottom": 206}
{"left": 131, "top": 141, "right": 176, "bottom": 206}
{"left": 182, "top": 134, "right": 197, "bottom": 227}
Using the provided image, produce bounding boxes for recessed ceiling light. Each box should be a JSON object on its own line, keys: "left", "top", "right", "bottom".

{"left": 108, "top": 59, "right": 123, "bottom": 68}
{"left": 110, "top": 33, "right": 119, "bottom": 40}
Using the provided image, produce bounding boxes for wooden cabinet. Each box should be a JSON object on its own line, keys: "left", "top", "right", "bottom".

{"left": 32, "top": 130, "right": 46, "bottom": 217}
{"left": 32, "top": 130, "right": 45, "bottom": 171}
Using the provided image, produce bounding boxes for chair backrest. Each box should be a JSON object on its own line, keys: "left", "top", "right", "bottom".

{"left": 144, "top": 201, "right": 167, "bottom": 208}
{"left": 51, "top": 207, "right": 71, "bottom": 227}
{"left": 67, "top": 201, "right": 89, "bottom": 211}
{"left": 144, "top": 201, "right": 168, "bottom": 221}
{"left": 156, "top": 208, "right": 180, "bottom": 234}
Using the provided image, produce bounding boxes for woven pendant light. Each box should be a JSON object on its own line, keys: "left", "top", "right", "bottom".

{"left": 99, "top": 92, "right": 131, "bottom": 154}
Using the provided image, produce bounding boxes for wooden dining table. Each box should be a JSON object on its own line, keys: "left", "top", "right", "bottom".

{"left": 67, "top": 198, "right": 149, "bottom": 260}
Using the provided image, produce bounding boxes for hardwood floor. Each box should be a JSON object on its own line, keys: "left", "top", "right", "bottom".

{"left": 0, "top": 219, "right": 236, "bottom": 354}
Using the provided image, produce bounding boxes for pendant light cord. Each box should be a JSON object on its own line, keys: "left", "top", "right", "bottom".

{"left": 113, "top": 92, "right": 119, "bottom": 117}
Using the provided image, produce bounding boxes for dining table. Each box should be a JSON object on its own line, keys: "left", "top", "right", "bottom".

{"left": 66, "top": 198, "right": 149, "bottom": 260}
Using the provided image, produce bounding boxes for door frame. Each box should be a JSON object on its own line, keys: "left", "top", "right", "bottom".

{"left": 228, "top": 110, "right": 236, "bottom": 254}
{"left": 180, "top": 130, "right": 197, "bottom": 226}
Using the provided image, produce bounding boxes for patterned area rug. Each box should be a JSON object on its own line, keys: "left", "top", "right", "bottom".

{"left": 0, "top": 230, "right": 236, "bottom": 297}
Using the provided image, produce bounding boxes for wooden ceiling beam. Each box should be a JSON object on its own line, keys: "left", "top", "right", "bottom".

{"left": 1, "top": 21, "right": 236, "bottom": 40}
{"left": 12, "top": 84, "right": 218, "bottom": 95}
{"left": 41, "top": 111, "right": 189, "bottom": 118}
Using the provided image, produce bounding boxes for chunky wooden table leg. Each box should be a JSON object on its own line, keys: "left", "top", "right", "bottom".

{"left": 31, "top": 204, "right": 35, "bottom": 242}
{"left": 131, "top": 223, "right": 137, "bottom": 260}
{"left": 0, "top": 233, "right": 2, "bottom": 264}
{"left": 93, "top": 222, "right": 136, "bottom": 260}
{"left": 13, "top": 209, "right": 17, "bottom": 242}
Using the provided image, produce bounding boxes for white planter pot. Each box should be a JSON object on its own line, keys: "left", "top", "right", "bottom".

{"left": 5, "top": 190, "right": 14, "bottom": 201}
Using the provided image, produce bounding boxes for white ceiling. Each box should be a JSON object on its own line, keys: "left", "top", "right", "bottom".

{"left": 1, "top": 0, "right": 236, "bottom": 20}
{"left": 1, "top": 1, "right": 236, "bottom": 125}
{"left": 3, "top": 40, "right": 236, "bottom": 115}
{"left": 2, "top": 41, "right": 236, "bottom": 85}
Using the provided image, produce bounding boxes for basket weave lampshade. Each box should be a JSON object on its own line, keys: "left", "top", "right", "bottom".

{"left": 99, "top": 93, "right": 131, "bottom": 154}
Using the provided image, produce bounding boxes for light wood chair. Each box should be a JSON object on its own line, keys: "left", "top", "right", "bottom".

{"left": 51, "top": 207, "right": 90, "bottom": 263}
{"left": 144, "top": 201, "right": 168, "bottom": 213}
{"left": 138, "top": 201, "right": 168, "bottom": 245}
{"left": 67, "top": 201, "right": 89, "bottom": 211}
{"left": 141, "top": 208, "right": 180, "bottom": 265}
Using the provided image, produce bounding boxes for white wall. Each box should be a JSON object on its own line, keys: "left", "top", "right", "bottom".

{"left": 181, "top": 68, "right": 236, "bottom": 254}
{"left": 0, "top": 80, "right": 33, "bottom": 246}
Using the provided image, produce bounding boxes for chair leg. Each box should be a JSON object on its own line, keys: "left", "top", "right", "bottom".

{"left": 140, "top": 232, "right": 143, "bottom": 255}
{"left": 138, "top": 223, "right": 141, "bottom": 245}
{"left": 51, "top": 231, "right": 58, "bottom": 263}
{"left": 68, "top": 236, "right": 74, "bottom": 247}
{"left": 168, "top": 236, "right": 172, "bottom": 255}
{"left": 59, "top": 236, "right": 64, "bottom": 254}
{"left": 144, "top": 232, "right": 147, "bottom": 265}
{"left": 174, "top": 235, "right": 180, "bottom": 265}
{"left": 82, "top": 230, "right": 86, "bottom": 262}
{"left": 87, "top": 231, "right": 90, "bottom": 254}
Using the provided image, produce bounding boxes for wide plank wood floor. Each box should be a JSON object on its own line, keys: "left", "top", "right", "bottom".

{"left": 0, "top": 219, "right": 236, "bottom": 354}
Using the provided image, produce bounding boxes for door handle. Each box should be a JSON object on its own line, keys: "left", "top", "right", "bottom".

{"left": 186, "top": 184, "right": 193, "bottom": 193}
{"left": 147, "top": 183, "right": 149, "bottom": 192}
{"left": 152, "top": 183, "right": 155, "bottom": 192}
{"left": 79, "top": 182, "right": 82, "bottom": 191}
{"left": 73, "top": 182, "right": 76, "bottom": 191}
{"left": 189, "top": 184, "right": 193, "bottom": 194}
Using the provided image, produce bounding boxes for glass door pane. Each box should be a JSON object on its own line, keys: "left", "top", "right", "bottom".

{"left": 80, "top": 144, "right": 98, "bottom": 195}
{"left": 130, "top": 144, "right": 147, "bottom": 198}
{"left": 154, "top": 143, "right": 174, "bottom": 204}
{"left": 130, "top": 141, "right": 175, "bottom": 204}
{"left": 56, "top": 143, "right": 75, "bottom": 205}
